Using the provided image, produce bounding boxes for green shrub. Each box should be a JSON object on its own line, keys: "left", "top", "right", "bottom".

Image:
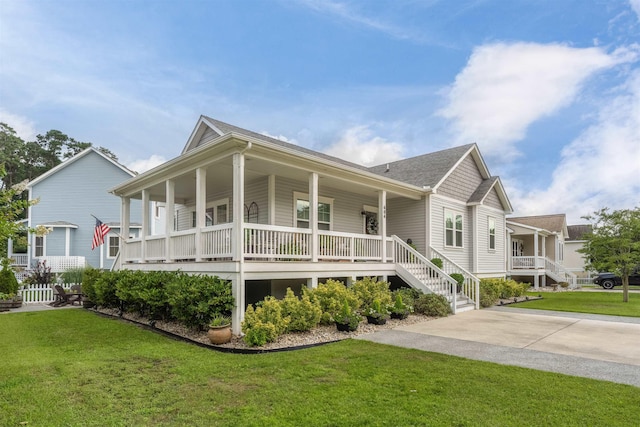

{"left": 351, "top": 277, "right": 392, "bottom": 312}
{"left": 414, "top": 293, "right": 452, "bottom": 317}
{"left": 479, "top": 279, "right": 501, "bottom": 307}
{"left": 280, "top": 288, "right": 322, "bottom": 333}
{"left": 81, "top": 267, "right": 102, "bottom": 302}
{"left": 308, "top": 279, "right": 360, "bottom": 324}
{"left": 333, "top": 299, "right": 362, "bottom": 330}
{"left": 0, "top": 258, "right": 19, "bottom": 295}
{"left": 450, "top": 273, "right": 464, "bottom": 285}
{"left": 92, "top": 271, "right": 120, "bottom": 308}
{"left": 114, "top": 270, "right": 171, "bottom": 320}
{"left": 166, "top": 273, "right": 234, "bottom": 331}
{"left": 241, "top": 296, "right": 289, "bottom": 346}
{"left": 392, "top": 288, "right": 422, "bottom": 309}
{"left": 480, "top": 278, "right": 529, "bottom": 302}
{"left": 430, "top": 258, "right": 443, "bottom": 269}
{"left": 61, "top": 267, "right": 86, "bottom": 285}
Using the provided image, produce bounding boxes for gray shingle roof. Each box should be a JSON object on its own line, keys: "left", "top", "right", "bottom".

{"left": 367, "top": 144, "right": 475, "bottom": 188}
{"left": 567, "top": 224, "right": 592, "bottom": 241}
{"left": 508, "top": 214, "right": 566, "bottom": 233}
{"left": 468, "top": 176, "right": 498, "bottom": 204}
{"left": 203, "top": 116, "right": 370, "bottom": 172}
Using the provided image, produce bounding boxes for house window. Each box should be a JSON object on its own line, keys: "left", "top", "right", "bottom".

{"left": 294, "top": 192, "right": 332, "bottom": 230}
{"left": 445, "top": 210, "right": 463, "bottom": 248}
{"left": 488, "top": 217, "right": 496, "bottom": 250}
{"left": 205, "top": 198, "right": 229, "bottom": 226}
{"left": 34, "top": 236, "right": 44, "bottom": 257}
{"left": 107, "top": 235, "right": 119, "bottom": 258}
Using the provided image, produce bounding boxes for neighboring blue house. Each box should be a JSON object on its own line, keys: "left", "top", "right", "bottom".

{"left": 10, "top": 147, "right": 143, "bottom": 272}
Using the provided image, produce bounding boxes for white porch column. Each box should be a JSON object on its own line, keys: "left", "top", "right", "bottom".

{"left": 7, "top": 238, "right": 13, "bottom": 260}
{"left": 307, "top": 277, "right": 318, "bottom": 289}
{"left": 378, "top": 190, "right": 387, "bottom": 262}
{"left": 542, "top": 235, "right": 547, "bottom": 262}
{"left": 309, "top": 172, "right": 318, "bottom": 263}
{"left": 121, "top": 197, "right": 130, "bottom": 262}
{"left": 533, "top": 230, "right": 539, "bottom": 268}
{"left": 232, "top": 153, "right": 245, "bottom": 261}
{"left": 231, "top": 153, "right": 246, "bottom": 334}
{"left": 141, "top": 190, "right": 149, "bottom": 263}
{"left": 195, "top": 168, "right": 206, "bottom": 262}
{"left": 268, "top": 174, "right": 276, "bottom": 225}
{"left": 65, "top": 228, "right": 71, "bottom": 256}
{"left": 165, "top": 179, "right": 175, "bottom": 262}
{"left": 534, "top": 274, "right": 539, "bottom": 290}
{"left": 471, "top": 205, "right": 478, "bottom": 273}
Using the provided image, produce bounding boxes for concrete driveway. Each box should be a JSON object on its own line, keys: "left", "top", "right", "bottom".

{"left": 358, "top": 307, "right": 640, "bottom": 387}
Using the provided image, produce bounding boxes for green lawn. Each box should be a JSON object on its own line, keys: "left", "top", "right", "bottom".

{"left": 512, "top": 291, "right": 640, "bottom": 317}
{"left": 1, "top": 310, "right": 638, "bottom": 426}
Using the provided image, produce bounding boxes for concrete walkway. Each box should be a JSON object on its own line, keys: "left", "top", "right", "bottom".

{"left": 357, "top": 307, "right": 640, "bottom": 388}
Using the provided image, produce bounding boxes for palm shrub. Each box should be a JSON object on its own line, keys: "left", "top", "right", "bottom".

{"left": 414, "top": 293, "right": 452, "bottom": 317}
{"left": 280, "top": 288, "right": 322, "bottom": 332}
{"left": 308, "top": 279, "right": 360, "bottom": 324}
{"left": 351, "top": 277, "right": 392, "bottom": 312}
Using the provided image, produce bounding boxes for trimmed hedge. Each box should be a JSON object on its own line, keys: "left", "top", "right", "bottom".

{"left": 479, "top": 278, "right": 530, "bottom": 307}
{"left": 414, "top": 294, "right": 451, "bottom": 317}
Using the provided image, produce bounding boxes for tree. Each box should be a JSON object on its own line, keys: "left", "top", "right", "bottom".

{"left": 0, "top": 165, "right": 39, "bottom": 258}
{"left": 579, "top": 207, "right": 640, "bottom": 303}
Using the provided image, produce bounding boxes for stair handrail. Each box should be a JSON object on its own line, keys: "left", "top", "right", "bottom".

{"left": 544, "top": 257, "right": 577, "bottom": 288}
{"left": 392, "top": 236, "right": 458, "bottom": 311}
{"left": 429, "top": 246, "right": 480, "bottom": 309}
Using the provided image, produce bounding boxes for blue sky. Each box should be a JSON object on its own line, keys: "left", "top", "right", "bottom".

{"left": 1, "top": 0, "right": 639, "bottom": 223}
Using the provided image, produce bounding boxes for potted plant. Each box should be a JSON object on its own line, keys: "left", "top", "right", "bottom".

{"left": 207, "top": 314, "right": 232, "bottom": 344}
{"left": 0, "top": 258, "right": 22, "bottom": 311}
{"left": 450, "top": 273, "right": 465, "bottom": 294}
{"left": 390, "top": 294, "right": 410, "bottom": 320}
{"left": 334, "top": 300, "right": 361, "bottom": 332}
{"left": 365, "top": 299, "right": 389, "bottom": 325}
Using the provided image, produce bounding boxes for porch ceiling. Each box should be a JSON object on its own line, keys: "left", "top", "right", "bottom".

{"left": 139, "top": 154, "right": 414, "bottom": 203}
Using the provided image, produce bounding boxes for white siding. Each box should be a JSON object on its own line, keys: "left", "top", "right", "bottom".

{"left": 476, "top": 206, "right": 507, "bottom": 274}
{"left": 195, "top": 128, "right": 220, "bottom": 149}
{"left": 438, "top": 155, "right": 483, "bottom": 202}
{"left": 387, "top": 198, "right": 426, "bottom": 254}
{"left": 430, "top": 195, "right": 472, "bottom": 270}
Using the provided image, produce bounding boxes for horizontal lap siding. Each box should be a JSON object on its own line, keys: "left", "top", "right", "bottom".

{"left": 244, "top": 177, "right": 268, "bottom": 224}
{"left": 477, "top": 206, "right": 506, "bottom": 274}
{"left": 274, "top": 176, "right": 377, "bottom": 232}
{"left": 484, "top": 187, "right": 503, "bottom": 210}
{"left": 387, "top": 198, "right": 426, "bottom": 254}
{"left": 195, "top": 128, "right": 220, "bottom": 149}
{"left": 430, "top": 196, "right": 472, "bottom": 271}
{"left": 30, "top": 151, "right": 139, "bottom": 268}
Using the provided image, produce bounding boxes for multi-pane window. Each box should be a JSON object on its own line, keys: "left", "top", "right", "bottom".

{"left": 488, "top": 217, "right": 496, "bottom": 250}
{"left": 445, "top": 210, "right": 463, "bottom": 248}
{"left": 295, "top": 193, "right": 332, "bottom": 230}
{"left": 108, "top": 235, "right": 119, "bottom": 258}
{"left": 34, "top": 236, "right": 44, "bottom": 257}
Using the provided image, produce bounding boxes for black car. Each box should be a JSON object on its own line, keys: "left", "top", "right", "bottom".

{"left": 593, "top": 268, "right": 640, "bottom": 289}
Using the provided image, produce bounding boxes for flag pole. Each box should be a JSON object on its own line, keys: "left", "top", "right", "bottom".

{"left": 90, "top": 214, "right": 126, "bottom": 240}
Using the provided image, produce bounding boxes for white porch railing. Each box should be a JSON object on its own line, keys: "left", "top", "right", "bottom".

{"left": 392, "top": 237, "right": 460, "bottom": 313}
{"left": 121, "top": 224, "right": 395, "bottom": 263}
{"left": 511, "top": 256, "right": 543, "bottom": 269}
{"left": 429, "top": 247, "right": 480, "bottom": 309}
{"left": 10, "top": 254, "right": 28, "bottom": 266}
{"left": 544, "top": 258, "right": 578, "bottom": 288}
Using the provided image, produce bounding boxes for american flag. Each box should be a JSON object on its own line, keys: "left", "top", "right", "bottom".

{"left": 91, "top": 219, "right": 111, "bottom": 250}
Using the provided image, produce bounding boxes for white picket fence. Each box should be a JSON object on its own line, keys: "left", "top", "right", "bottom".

{"left": 18, "top": 283, "right": 81, "bottom": 304}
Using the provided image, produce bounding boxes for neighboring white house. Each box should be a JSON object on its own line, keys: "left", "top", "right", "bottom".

{"left": 507, "top": 214, "right": 577, "bottom": 289}
{"left": 8, "top": 147, "right": 144, "bottom": 274}
{"left": 110, "top": 116, "right": 514, "bottom": 333}
{"left": 564, "top": 224, "right": 592, "bottom": 280}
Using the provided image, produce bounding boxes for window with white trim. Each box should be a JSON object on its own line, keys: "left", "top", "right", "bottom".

{"left": 205, "top": 198, "right": 229, "bottom": 226}
{"left": 444, "top": 209, "right": 463, "bottom": 248}
{"left": 34, "top": 235, "right": 44, "bottom": 257}
{"left": 294, "top": 192, "right": 332, "bottom": 230}
{"left": 107, "top": 235, "right": 119, "bottom": 258}
{"left": 488, "top": 217, "right": 496, "bottom": 250}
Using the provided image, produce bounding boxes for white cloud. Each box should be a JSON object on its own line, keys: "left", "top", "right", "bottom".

{"left": 631, "top": 0, "right": 640, "bottom": 22}
{"left": 126, "top": 155, "right": 168, "bottom": 174}
{"left": 438, "top": 42, "right": 637, "bottom": 161}
{"left": 508, "top": 70, "right": 640, "bottom": 224}
{"left": 0, "top": 110, "right": 37, "bottom": 140}
{"left": 323, "top": 125, "right": 404, "bottom": 166}
{"left": 261, "top": 131, "right": 299, "bottom": 145}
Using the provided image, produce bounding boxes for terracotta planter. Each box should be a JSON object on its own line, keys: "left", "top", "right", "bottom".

{"left": 207, "top": 325, "right": 232, "bottom": 344}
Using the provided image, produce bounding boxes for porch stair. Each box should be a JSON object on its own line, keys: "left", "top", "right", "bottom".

{"left": 544, "top": 258, "right": 578, "bottom": 288}
{"left": 392, "top": 236, "right": 478, "bottom": 313}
